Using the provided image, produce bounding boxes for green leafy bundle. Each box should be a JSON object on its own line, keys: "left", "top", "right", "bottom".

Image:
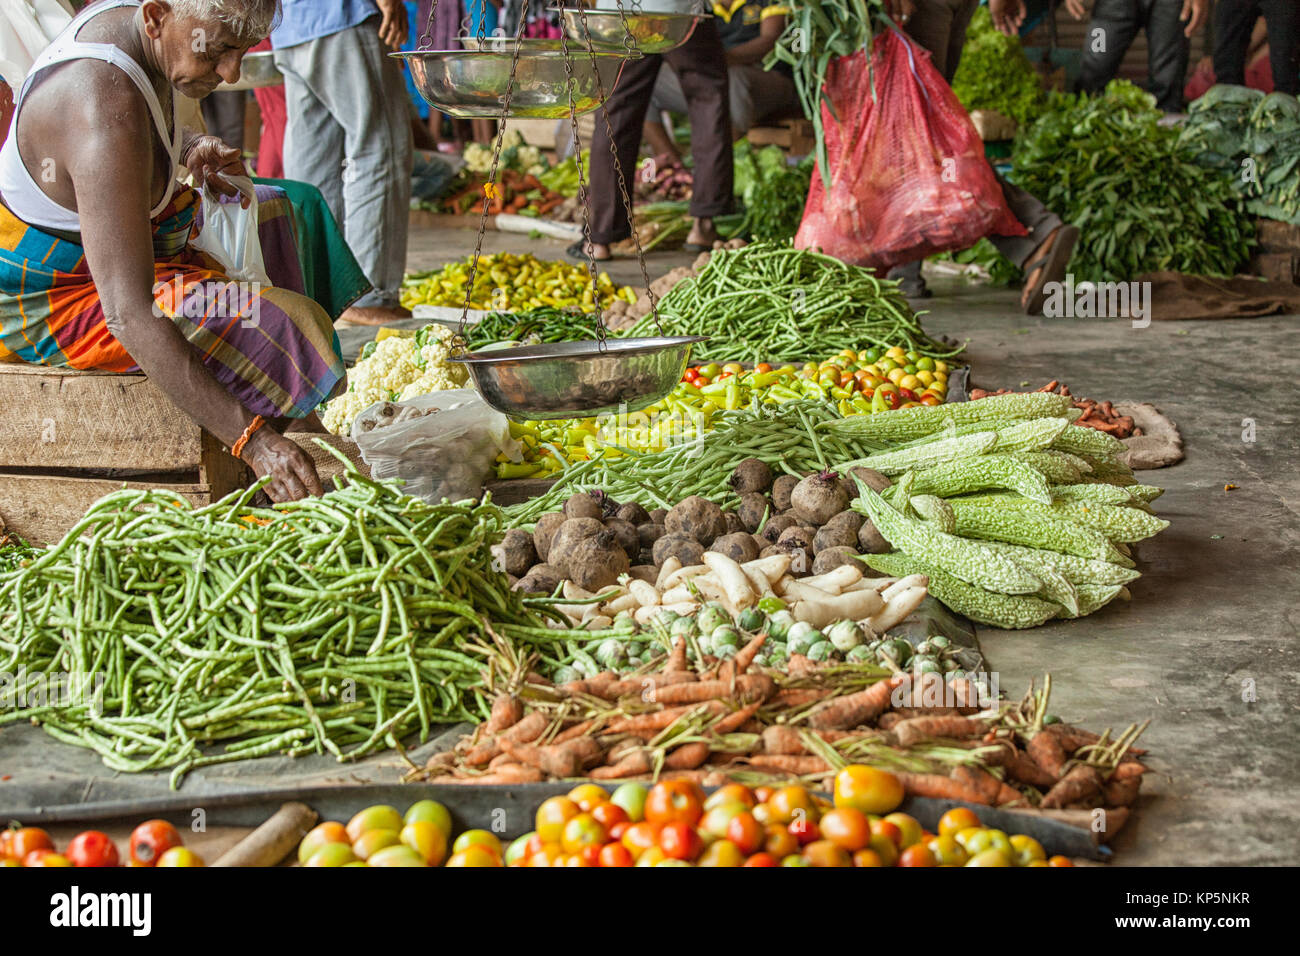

{"left": 1011, "top": 81, "right": 1255, "bottom": 282}
{"left": 950, "top": 7, "right": 1046, "bottom": 127}
{"left": 733, "top": 142, "right": 814, "bottom": 242}
{"left": 1180, "top": 86, "right": 1300, "bottom": 226}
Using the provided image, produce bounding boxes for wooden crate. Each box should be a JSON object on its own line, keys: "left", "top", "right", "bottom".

{"left": 746, "top": 118, "right": 816, "bottom": 155}
{"left": 1256, "top": 219, "right": 1300, "bottom": 255}
{"left": 0, "top": 365, "right": 251, "bottom": 544}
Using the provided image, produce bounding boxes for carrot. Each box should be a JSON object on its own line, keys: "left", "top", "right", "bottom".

{"left": 876, "top": 712, "right": 904, "bottom": 731}
{"left": 771, "top": 688, "right": 827, "bottom": 709}
{"left": 786, "top": 654, "right": 816, "bottom": 677}
{"left": 558, "top": 671, "right": 619, "bottom": 697}
{"left": 525, "top": 671, "right": 553, "bottom": 687}
{"left": 484, "top": 694, "right": 524, "bottom": 735}
{"left": 893, "top": 716, "right": 988, "bottom": 747}
{"left": 1103, "top": 777, "right": 1141, "bottom": 806}
{"left": 807, "top": 675, "right": 906, "bottom": 731}
{"left": 665, "top": 637, "right": 689, "bottom": 673}
{"left": 894, "top": 771, "right": 992, "bottom": 805}
{"left": 1000, "top": 748, "right": 1058, "bottom": 788}
{"left": 663, "top": 741, "right": 711, "bottom": 770}
{"left": 891, "top": 706, "right": 963, "bottom": 720}
{"left": 1026, "top": 728, "right": 1068, "bottom": 779}
{"left": 745, "top": 755, "right": 832, "bottom": 775}
{"left": 650, "top": 674, "right": 775, "bottom": 706}
{"left": 1041, "top": 764, "right": 1104, "bottom": 808}
{"left": 463, "top": 710, "right": 548, "bottom": 766}
{"left": 446, "top": 764, "right": 545, "bottom": 785}
{"left": 592, "top": 671, "right": 697, "bottom": 700}
{"left": 658, "top": 770, "right": 711, "bottom": 784}
{"left": 600, "top": 701, "right": 725, "bottom": 736}
{"left": 709, "top": 701, "right": 762, "bottom": 736}
{"left": 718, "top": 633, "right": 767, "bottom": 682}
{"left": 951, "top": 765, "right": 1008, "bottom": 804}
{"left": 500, "top": 736, "right": 603, "bottom": 778}
{"left": 551, "top": 718, "right": 598, "bottom": 745}
{"left": 1110, "top": 760, "right": 1148, "bottom": 781}
{"left": 488, "top": 751, "right": 516, "bottom": 769}
{"left": 536, "top": 196, "right": 564, "bottom": 215}
{"left": 761, "top": 725, "right": 805, "bottom": 755}
{"left": 590, "top": 749, "right": 654, "bottom": 779}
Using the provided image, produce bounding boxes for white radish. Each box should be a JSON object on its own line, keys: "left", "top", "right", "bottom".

{"left": 741, "top": 564, "right": 773, "bottom": 598}
{"left": 778, "top": 578, "right": 844, "bottom": 604}
{"left": 800, "top": 564, "right": 863, "bottom": 594}
{"left": 627, "top": 578, "right": 660, "bottom": 608}
{"left": 881, "top": 574, "right": 928, "bottom": 602}
{"left": 635, "top": 601, "right": 699, "bottom": 625}
{"left": 661, "top": 563, "right": 711, "bottom": 590}
{"left": 585, "top": 615, "right": 612, "bottom": 630}
{"left": 867, "top": 585, "right": 927, "bottom": 633}
{"left": 702, "top": 552, "right": 756, "bottom": 610}
{"left": 603, "top": 593, "right": 640, "bottom": 615}
{"left": 654, "top": 556, "right": 682, "bottom": 590}
{"left": 741, "top": 554, "right": 792, "bottom": 585}
{"left": 791, "top": 588, "right": 886, "bottom": 629}
{"left": 563, "top": 580, "right": 598, "bottom": 602}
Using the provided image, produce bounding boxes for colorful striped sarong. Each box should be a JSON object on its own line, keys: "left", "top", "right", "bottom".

{"left": 0, "top": 183, "right": 345, "bottom": 419}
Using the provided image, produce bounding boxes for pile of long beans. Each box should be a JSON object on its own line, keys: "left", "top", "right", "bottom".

{"left": 503, "top": 400, "right": 875, "bottom": 526}
{"left": 625, "top": 243, "right": 963, "bottom": 364}
{"left": 0, "top": 451, "right": 562, "bottom": 787}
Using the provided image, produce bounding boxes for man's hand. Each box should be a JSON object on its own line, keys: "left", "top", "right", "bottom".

{"left": 989, "top": 0, "right": 1026, "bottom": 35}
{"left": 1064, "top": 0, "right": 1090, "bottom": 20}
{"left": 1180, "top": 0, "right": 1207, "bottom": 37}
{"left": 183, "top": 134, "right": 250, "bottom": 207}
{"left": 240, "top": 427, "right": 324, "bottom": 502}
{"left": 375, "top": 0, "right": 409, "bottom": 51}
{"left": 884, "top": 0, "right": 916, "bottom": 25}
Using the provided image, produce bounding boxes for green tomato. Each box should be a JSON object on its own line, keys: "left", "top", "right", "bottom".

{"left": 757, "top": 595, "right": 788, "bottom": 615}
{"left": 611, "top": 782, "right": 649, "bottom": 822}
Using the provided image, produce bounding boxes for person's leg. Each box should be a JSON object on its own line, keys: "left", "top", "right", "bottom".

{"left": 645, "top": 64, "right": 687, "bottom": 163}
{"left": 274, "top": 45, "right": 346, "bottom": 223}
{"left": 942, "top": 0, "right": 981, "bottom": 83}
{"left": 740, "top": 68, "right": 802, "bottom": 129}
{"left": 666, "top": 20, "right": 732, "bottom": 246}
{"left": 987, "top": 173, "right": 1078, "bottom": 315}
{"left": 1143, "top": 0, "right": 1192, "bottom": 111}
{"left": 200, "top": 90, "right": 248, "bottom": 150}
{"left": 904, "top": 0, "right": 961, "bottom": 79}
{"left": 587, "top": 53, "right": 665, "bottom": 249}
{"left": 1212, "top": 0, "right": 1261, "bottom": 86}
{"left": 1076, "top": 0, "right": 1142, "bottom": 94}
{"left": 287, "top": 24, "right": 414, "bottom": 312}
{"left": 1260, "top": 0, "right": 1300, "bottom": 94}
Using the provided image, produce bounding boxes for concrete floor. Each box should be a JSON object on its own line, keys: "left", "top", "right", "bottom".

{"left": 408, "top": 228, "right": 1300, "bottom": 865}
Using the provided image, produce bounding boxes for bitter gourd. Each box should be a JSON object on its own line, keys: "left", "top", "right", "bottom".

{"left": 948, "top": 496, "right": 1133, "bottom": 565}
{"left": 865, "top": 552, "right": 1061, "bottom": 630}
{"left": 906, "top": 454, "right": 1053, "bottom": 504}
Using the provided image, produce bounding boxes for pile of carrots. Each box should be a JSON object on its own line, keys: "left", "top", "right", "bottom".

{"left": 970, "top": 381, "right": 1141, "bottom": 438}
{"left": 418, "top": 636, "right": 1150, "bottom": 833}
{"left": 436, "top": 169, "right": 569, "bottom": 217}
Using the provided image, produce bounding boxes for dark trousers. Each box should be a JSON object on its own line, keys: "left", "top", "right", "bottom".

{"left": 1213, "top": 0, "right": 1300, "bottom": 95}
{"left": 1076, "top": 0, "right": 1190, "bottom": 112}
{"left": 201, "top": 90, "right": 247, "bottom": 150}
{"left": 588, "top": 20, "right": 733, "bottom": 244}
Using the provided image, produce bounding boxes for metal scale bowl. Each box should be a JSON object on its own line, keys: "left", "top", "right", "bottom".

{"left": 217, "top": 50, "right": 282, "bottom": 91}
{"left": 398, "top": 1, "right": 711, "bottom": 419}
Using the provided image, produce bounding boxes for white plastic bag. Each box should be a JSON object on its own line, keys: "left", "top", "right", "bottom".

{"left": 191, "top": 175, "right": 271, "bottom": 285}
{"left": 350, "top": 390, "right": 521, "bottom": 504}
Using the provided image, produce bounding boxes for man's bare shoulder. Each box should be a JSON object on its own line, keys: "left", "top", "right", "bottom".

{"left": 24, "top": 57, "right": 154, "bottom": 134}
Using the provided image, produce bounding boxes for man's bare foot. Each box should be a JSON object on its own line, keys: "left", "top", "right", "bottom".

{"left": 338, "top": 304, "right": 414, "bottom": 326}
{"left": 567, "top": 240, "right": 612, "bottom": 261}
{"left": 684, "top": 217, "right": 718, "bottom": 251}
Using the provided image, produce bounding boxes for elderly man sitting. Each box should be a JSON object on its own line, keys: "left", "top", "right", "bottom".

{"left": 0, "top": 0, "right": 348, "bottom": 502}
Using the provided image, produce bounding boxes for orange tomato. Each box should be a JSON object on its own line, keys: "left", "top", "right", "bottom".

{"left": 657, "top": 822, "right": 703, "bottom": 861}
{"left": 898, "top": 844, "right": 938, "bottom": 867}
{"left": 1047, "top": 855, "right": 1074, "bottom": 867}
{"left": 789, "top": 817, "right": 820, "bottom": 846}
{"left": 699, "top": 802, "right": 749, "bottom": 841}
{"left": 644, "top": 780, "right": 704, "bottom": 827}
{"left": 705, "top": 784, "right": 756, "bottom": 810}
{"left": 883, "top": 812, "right": 923, "bottom": 848}
{"left": 725, "top": 812, "right": 764, "bottom": 855}
{"left": 527, "top": 843, "right": 564, "bottom": 867}
{"left": 870, "top": 819, "right": 903, "bottom": 849}
{"left": 298, "top": 821, "right": 350, "bottom": 865}
{"left": 818, "top": 808, "right": 870, "bottom": 851}
{"left": 697, "top": 839, "right": 745, "bottom": 867}
{"left": 578, "top": 844, "right": 603, "bottom": 867}
{"left": 598, "top": 842, "right": 634, "bottom": 867}
{"left": 8, "top": 828, "right": 53, "bottom": 861}
{"left": 590, "top": 802, "right": 628, "bottom": 830}
{"left": 743, "top": 852, "right": 779, "bottom": 867}
{"left": 634, "top": 847, "right": 668, "bottom": 868}
{"left": 754, "top": 786, "right": 775, "bottom": 803}
{"left": 535, "top": 796, "right": 581, "bottom": 843}
{"left": 25, "top": 850, "right": 73, "bottom": 867}
{"left": 763, "top": 823, "right": 799, "bottom": 858}
{"left": 938, "top": 806, "right": 982, "bottom": 836}
{"left": 801, "top": 840, "right": 852, "bottom": 867}
{"left": 868, "top": 833, "right": 899, "bottom": 867}
{"left": 560, "top": 813, "right": 607, "bottom": 855}
{"left": 620, "top": 821, "right": 661, "bottom": 859}
{"left": 607, "top": 821, "right": 630, "bottom": 842}
{"left": 768, "top": 785, "right": 818, "bottom": 825}
{"left": 852, "top": 848, "right": 885, "bottom": 867}
{"left": 567, "top": 783, "right": 610, "bottom": 812}
{"left": 446, "top": 845, "right": 500, "bottom": 867}
{"left": 833, "top": 765, "right": 904, "bottom": 815}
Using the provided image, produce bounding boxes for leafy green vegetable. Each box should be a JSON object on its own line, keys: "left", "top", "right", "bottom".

{"left": 732, "top": 142, "right": 814, "bottom": 242}
{"left": 1180, "top": 86, "right": 1300, "bottom": 226}
{"left": 950, "top": 7, "right": 1046, "bottom": 127}
{"left": 1011, "top": 81, "right": 1255, "bottom": 282}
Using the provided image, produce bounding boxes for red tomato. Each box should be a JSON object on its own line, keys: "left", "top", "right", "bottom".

{"left": 620, "top": 821, "right": 661, "bottom": 859}
{"left": 129, "top": 820, "right": 183, "bottom": 867}
{"left": 725, "top": 812, "right": 764, "bottom": 855}
{"left": 9, "top": 828, "right": 53, "bottom": 861}
{"left": 818, "top": 808, "right": 870, "bottom": 852}
{"left": 607, "top": 821, "right": 630, "bottom": 842}
{"left": 789, "top": 817, "right": 820, "bottom": 846}
{"left": 591, "top": 802, "right": 628, "bottom": 830}
{"left": 597, "top": 842, "right": 634, "bottom": 867}
{"left": 657, "top": 822, "right": 703, "bottom": 861}
{"left": 579, "top": 844, "right": 603, "bottom": 867}
{"left": 755, "top": 363, "right": 772, "bottom": 373}
{"left": 743, "top": 852, "right": 779, "bottom": 867}
{"left": 644, "top": 781, "right": 704, "bottom": 827}
{"left": 898, "top": 844, "right": 937, "bottom": 867}
{"left": 899, "top": 388, "right": 918, "bottom": 402}
{"left": 870, "top": 819, "right": 903, "bottom": 849}
{"left": 66, "top": 831, "right": 119, "bottom": 868}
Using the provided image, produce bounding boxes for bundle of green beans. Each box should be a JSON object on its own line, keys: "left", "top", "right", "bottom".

{"left": 624, "top": 242, "right": 963, "bottom": 364}
{"left": 0, "top": 449, "right": 564, "bottom": 787}
{"left": 503, "top": 400, "right": 875, "bottom": 526}
{"left": 464, "top": 306, "right": 602, "bottom": 348}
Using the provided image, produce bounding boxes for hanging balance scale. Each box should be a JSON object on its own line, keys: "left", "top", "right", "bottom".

{"left": 393, "top": 0, "right": 712, "bottom": 420}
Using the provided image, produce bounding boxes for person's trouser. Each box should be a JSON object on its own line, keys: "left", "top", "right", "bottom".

{"left": 201, "top": 90, "right": 247, "bottom": 150}
{"left": 275, "top": 21, "right": 413, "bottom": 308}
{"left": 892, "top": 0, "right": 1060, "bottom": 281}
{"left": 588, "top": 20, "right": 733, "bottom": 244}
{"left": 651, "top": 62, "right": 800, "bottom": 134}
{"left": 1213, "top": 0, "right": 1300, "bottom": 95}
{"left": 1076, "top": 0, "right": 1190, "bottom": 111}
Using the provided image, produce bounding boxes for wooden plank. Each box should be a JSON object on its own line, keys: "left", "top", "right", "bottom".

{"left": 0, "top": 365, "right": 202, "bottom": 471}
{"left": 199, "top": 429, "right": 253, "bottom": 502}
{"left": 0, "top": 472, "right": 209, "bottom": 545}
{"left": 1248, "top": 252, "right": 1299, "bottom": 284}
{"left": 1256, "top": 219, "right": 1300, "bottom": 255}
{"left": 483, "top": 477, "right": 556, "bottom": 507}
{"left": 746, "top": 125, "right": 791, "bottom": 148}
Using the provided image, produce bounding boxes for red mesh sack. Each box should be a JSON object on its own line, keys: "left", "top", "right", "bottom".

{"left": 796, "top": 28, "right": 1026, "bottom": 269}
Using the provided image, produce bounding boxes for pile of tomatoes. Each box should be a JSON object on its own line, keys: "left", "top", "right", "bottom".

{"left": 507, "top": 765, "right": 1073, "bottom": 867}
{"left": 296, "top": 799, "right": 507, "bottom": 867}
{"left": 0, "top": 820, "right": 201, "bottom": 867}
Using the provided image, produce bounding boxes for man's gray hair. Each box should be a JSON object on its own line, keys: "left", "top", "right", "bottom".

{"left": 167, "top": 0, "right": 282, "bottom": 43}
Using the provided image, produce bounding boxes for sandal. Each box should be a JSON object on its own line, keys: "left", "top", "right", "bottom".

{"left": 566, "top": 239, "right": 613, "bottom": 262}
{"left": 1020, "top": 224, "right": 1079, "bottom": 315}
